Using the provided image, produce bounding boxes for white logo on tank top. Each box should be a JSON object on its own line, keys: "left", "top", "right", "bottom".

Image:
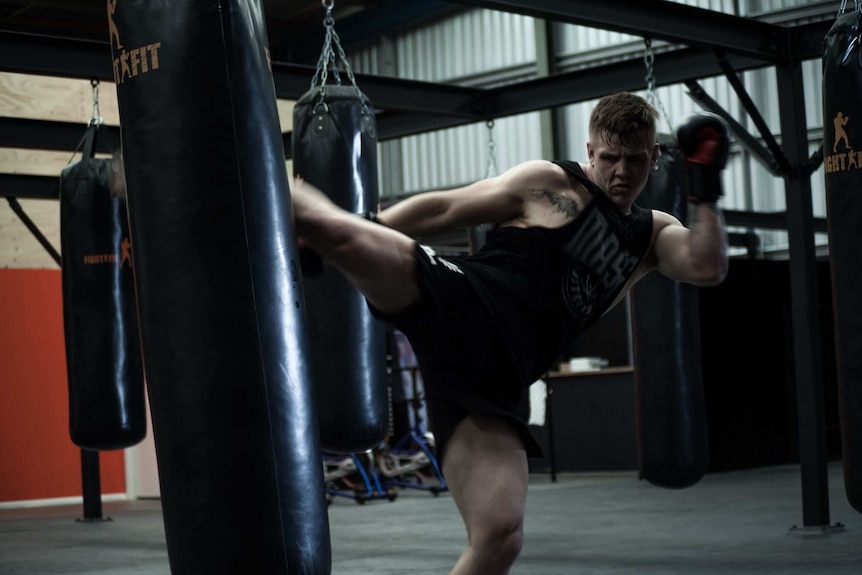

{"left": 420, "top": 245, "right": 463, "bottom": 275}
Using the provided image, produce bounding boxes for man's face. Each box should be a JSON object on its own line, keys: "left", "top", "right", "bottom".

{"left": 587, "top": 129, "right": 658, "bottom": 210}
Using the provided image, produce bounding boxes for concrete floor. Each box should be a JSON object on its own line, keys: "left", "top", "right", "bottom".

{"left": 1, "top": 463, "right": 860, "bottom": 574}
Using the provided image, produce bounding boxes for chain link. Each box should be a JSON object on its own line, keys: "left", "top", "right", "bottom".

{"left": 643, "top": 39, "right": 656, "bottom": 95}
{"left": 88, "top": 78, "right": 104, "bottom": 127}
{"left": 643, "top": 38, "right": 674, "bottom": 138}
{"left": 485, "top": 120, "right": 498, "bottom": 179}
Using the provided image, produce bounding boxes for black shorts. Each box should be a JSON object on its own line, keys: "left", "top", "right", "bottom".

{"left": 370, "top": 242, "right": 543, "bottom": 466}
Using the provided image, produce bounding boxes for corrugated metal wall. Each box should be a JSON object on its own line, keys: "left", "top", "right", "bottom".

{"left": 346, "top": 0, "right": 832, "bottom": 256}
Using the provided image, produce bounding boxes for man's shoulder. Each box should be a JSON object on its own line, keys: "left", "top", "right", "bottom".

{"left": 649, "top": 208, "right": 684, "bottom": 230}
{"left": 505, "top": 160, "right": 574, "bottom": 188}
{"left": 513, "top": 159, "right": 567, "bottom": 174}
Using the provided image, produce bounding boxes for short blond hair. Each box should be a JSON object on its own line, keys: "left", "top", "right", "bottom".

{"left": 589, "top": 92, "right": 658, "bottom": 149}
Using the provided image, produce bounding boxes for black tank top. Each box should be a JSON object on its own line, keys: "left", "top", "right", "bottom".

{"left": 456, "top": 160, "right": 654, "bottom": 384}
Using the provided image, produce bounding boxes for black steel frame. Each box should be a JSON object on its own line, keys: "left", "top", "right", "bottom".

{"left": 0, "top": 0, "right": 842, "bottom": 530}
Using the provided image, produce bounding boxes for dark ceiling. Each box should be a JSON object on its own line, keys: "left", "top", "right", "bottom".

{"left": 0, "top": 1, "right": 837, "bottom": 141}
{"left": 0, "top": 0, "right": 461, "bottom": 64}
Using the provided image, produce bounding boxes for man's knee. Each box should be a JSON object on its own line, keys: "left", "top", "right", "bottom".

{"left": 494, "top": 523, "right": 524, "bottom": 566}
{"left": 473, "top": 520, "right": 524, "bottom": 569}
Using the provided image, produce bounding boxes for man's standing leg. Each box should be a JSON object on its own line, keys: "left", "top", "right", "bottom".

{"left": 443, "top": 414, "right": 529, "bottom": 575}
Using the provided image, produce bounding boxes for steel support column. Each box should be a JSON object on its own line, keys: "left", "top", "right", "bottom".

{"left": 775, "top": 60, "right": 832, "bottom": 529}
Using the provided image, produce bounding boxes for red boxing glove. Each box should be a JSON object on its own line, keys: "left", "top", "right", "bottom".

{"left": 676, "top": 113, "right": 730, "bottom": 204}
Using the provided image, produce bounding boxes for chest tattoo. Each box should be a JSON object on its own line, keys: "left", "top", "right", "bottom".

{"left": 528, "top": 188, "right": 580, "bottom": 219}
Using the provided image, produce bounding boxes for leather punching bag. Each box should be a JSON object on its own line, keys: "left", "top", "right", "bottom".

{"left": 823, "top": 8, "right": 862, "bottom": 514}
{"left": 109, "top": 1, "right": 330, "bottom": 572}
{"left": 293, "top": 85, "right": 388, "bottom": 453}
{"left": 630, "top": 133, "right": 708, "bottom": 489}
{"left": 60, "top": 126, "right": 145, "bottom": 451}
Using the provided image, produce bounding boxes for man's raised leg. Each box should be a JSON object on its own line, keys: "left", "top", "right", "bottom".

{"left": 291, "top": 178, "right": 421, "bottom": 315}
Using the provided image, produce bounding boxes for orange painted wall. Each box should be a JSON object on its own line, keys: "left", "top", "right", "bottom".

{"left": 0, "top": 269, "right": 125, "bottom": 503}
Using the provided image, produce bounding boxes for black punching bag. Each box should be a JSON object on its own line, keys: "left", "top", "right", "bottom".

{"left": 109, "top": 1, "right": 330, "bottom": 572}
{"left": 60, "top": 127, "right": 145, "bottom": 451}
{"left": 823, "top": 8, "right": 862, "bottom": 514}
{"left": 293, "top": 85, "right": 388, "bottom": 453}
{"left": 630, "top": 133, "right": 708, "bottom": 489}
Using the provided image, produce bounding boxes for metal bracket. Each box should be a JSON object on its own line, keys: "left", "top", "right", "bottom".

{"left": 5, "top": 197, "right": 62, "bottom": 266}
{"left": 805, "top": 144, "right": 824, "bottom": 178}
{"left": 787, "top": 522, "right": 846, "bottom": 536}
{"left": 684, "top": 50, "right": 802, "bottom": 179}
{"left": 685, "top": 79, "right": 784, "bottom": 176}
{"left": 716, "top": 54, "right": 792, "bottom": 174}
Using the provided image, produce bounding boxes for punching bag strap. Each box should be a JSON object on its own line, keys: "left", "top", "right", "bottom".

{"left": 838, "top": 0, "right": 861, "bottom": 16}
{"left": 81, "top": 124, "right": 98, "bottom": 165}
{"left": 78, "top": 79, "right": 105, "bottom": 168}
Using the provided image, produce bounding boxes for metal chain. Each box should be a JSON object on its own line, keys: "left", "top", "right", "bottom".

{"left": 838, "top": 0, "right": 861, "bottom": 15}
{"left": 485, "top": 120, "right": 498, "bottom": 179}
{"left": 643, "top": 38, "right": 656, "bottom": 95}
{"left": 643, "top": 38, "right": 674, "bottom": 137}
{"left": 310, "top": 0, "right": 370, "bottom": 117}
{"left": 68, "top": 78, "right": 103, "bottom": 165}
{"left": 88, "top": 78, "right": 104, "bottom": 127}
{"left": 310, "top": 3, "right": 337, "bottom": 89}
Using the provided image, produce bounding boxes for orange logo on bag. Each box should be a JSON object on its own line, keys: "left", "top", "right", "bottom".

{"left": 83, "top": 237, "right": 132, "bottom": 267}
{"left": 825, "top": 111, "right": 861, "bottom": 174}
{"left": 83, "top": 253, "right": 119, "bottom": 265}
{"left": 108, "top": 0, "right": 163, "bottom": 86}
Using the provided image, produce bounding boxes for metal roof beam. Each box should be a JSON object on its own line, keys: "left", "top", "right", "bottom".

{"left": 486, "top": 48, "right": 767, "bottom": 119}
{"left": 723, "top": 209, "right": 827, "bottom": 234}
{"left": 0, "top": 175, "right": 58, "bottom": 200}
{"left": 0, "top": 32, "right": 114, "bottom": 79}
{"left": 278, "top": 0, "right": 461, "bottom": 64}
{"left": 1, "top": 23, "right": 834, "bottom": 152}
{"left": 299, "top": 47, "right": 782, "bottom": 146}
{"left": 449, "top": 0, "right": 786, "bottom": 61}
{"left": 0, "top": 31, "right": 486, "bottom": 118}
{"left": 0, "top": 48, "right": 784, "bottom": 150}
{"left": 271, "top": 62, "right": 486, "bottom": 117}
{"left": 789, "top": 19, "right": 836, "bottom": 62}
{"left": 0, "top": 117, "right": 120, "bottom": 153}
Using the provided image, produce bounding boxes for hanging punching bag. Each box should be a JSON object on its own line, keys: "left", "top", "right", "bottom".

{"left": 109, "top": 1, "right": 330, "bottom": 573}
{"left": 293, "top": 84, "right": 389, "bottom": 453}
{"left": 60, "top": 126, "right": 145, "bottom": 451}
{"left": 823, "top": 8, "right": 862, "bottom": 513}
{"left": 630, "top": 133, "right": 708, "bottom": 489}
